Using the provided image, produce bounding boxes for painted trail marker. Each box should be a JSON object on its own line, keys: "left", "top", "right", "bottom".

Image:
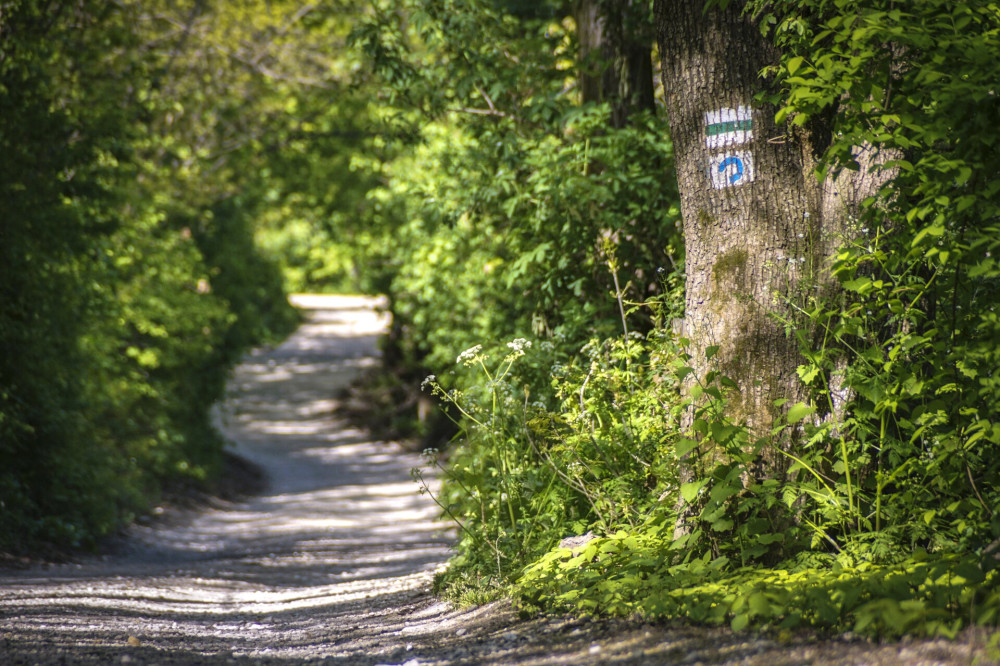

{"left": 705, "top": 106, "right": 754, "bottom": 188}
{"left": 705, "top": 106, "right": 753, "bottom": 149}
{"left": 709, "top": 151, "right": 754, "bottom": 189}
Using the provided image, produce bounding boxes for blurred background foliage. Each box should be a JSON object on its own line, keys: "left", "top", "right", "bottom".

{"left": 0, "top": 0, "right": 329, "bottom": 553}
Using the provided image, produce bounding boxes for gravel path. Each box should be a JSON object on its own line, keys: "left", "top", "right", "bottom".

{"left": 1, "top": 295, "right": 996, "bottom": 665}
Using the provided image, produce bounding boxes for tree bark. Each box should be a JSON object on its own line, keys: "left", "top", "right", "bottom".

{"left": 575, "top": 0, "right": 605, "bottom": 105}
{"left": 576, "top": 0, "right": 655, "bottom": 128}
{"left": 652, "top": 1, "right": 892, "bottom": 533}
{"left": 654, "top": 0, "right": 812, "bottom": 437}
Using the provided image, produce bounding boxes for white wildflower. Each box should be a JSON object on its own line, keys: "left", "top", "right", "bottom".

{"left": 507, "top": 338, "right": 531, "bottom": 353}
{"left": 420, "top": 374, "right": 436, "bottom": 391}
{"left": 456, "top": 344, "right": 483, "bottom": 365}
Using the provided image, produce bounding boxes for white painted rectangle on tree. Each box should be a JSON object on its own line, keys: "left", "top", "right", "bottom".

{"left": 708, "top": 151, "right": 754, "bottom": 189}
{"left": 704, "top": 106, "right": 753, "bottom": 149}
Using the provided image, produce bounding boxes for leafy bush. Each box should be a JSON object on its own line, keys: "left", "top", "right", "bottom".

{"left": 375, "top": 0, "right": 1000, "bottom": 638}
{"left": 419, "top": 306, "right": 683, "bottom": 599}
{"left": 519, "top": 531, "right": 1000, "bottom": 639}
{"left": 0, "top": 0, "right": 298, "bottom": 554}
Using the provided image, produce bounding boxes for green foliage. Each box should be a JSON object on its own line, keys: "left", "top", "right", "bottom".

{"left": 418, "top": 301, "right": 683, "bottom": 598}
{"left": 364, "top": 0, "right": 1000, "bottom": 640}
{"left": 509, "top": 352, "right": 1000, "bottom": 638}
{"left": 750, "top": 0, "right": 1000, "bottom": 558}
{"left": 0, "top": 0, "right": 298, "bottom": 553}
{"left": 518, "top": 529, "right": 1000, "bottom": 639}
{"left": 6, "top": 0, "right": 998, "bottom": 643}
{"left": 361, "top": 106, "right": 680, "bottom": 370}
{"left": 2, "top": 0, "right": 140, "bottom": 549}
{"left": 350, "top": 0, "right": 687, "bottom": 602}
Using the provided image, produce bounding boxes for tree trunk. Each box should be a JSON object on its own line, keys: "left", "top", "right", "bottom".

{"left": 575, "top": 0, "right": 605, "bottom": 106}
{"left": 654, "top": 0, "right": 812, "bottom": 437}
{"left": 576, "top": 0, "right": 655, "bottom": 128}
{"left": 652, "top": 1, "right": 891, "bottom": 532}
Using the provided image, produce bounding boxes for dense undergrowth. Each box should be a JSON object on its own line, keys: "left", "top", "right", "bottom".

{"left": 345, "top": 0, "right": 1000, "bottom": 641}
{"left": 1, "top": 1, "right": 304, "bottom": 555}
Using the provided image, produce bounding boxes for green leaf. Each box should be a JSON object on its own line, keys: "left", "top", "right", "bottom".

{"left": 731, "top": 612, "right": 750, "bottom": 632}
{"left": 719, "top": 375, "right": 740, "bottom": 390}
{"left": 796, "top": 364, "right": 820, "bottom": 383}
{"left": 842, "top": 276, "right": 873, "bottom": 294}
{"left": 786, "top": 402, "right": 815, "bottom": 424}
{"left": 912, "top": 222, "right": 945, "bottom": 247}
{"left": 681, "top": 480, "right": 708, "bottom": 503}
{"left": 711, "top": 518, "right": 734, "bottom": 532}
{"left": 951, "top": 562, "right": 985, "bottom": 585}
{"left": 676, "top": 437, "right": 699, "bottom": 458}
{"left": 748, "top": 592, "right": 771, "bottom": 616}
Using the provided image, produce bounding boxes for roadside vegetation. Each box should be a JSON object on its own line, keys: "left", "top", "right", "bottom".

{"left": 3, "top": 0, "right": 999, "bottom": 647}
{"left": 1, "top": 1, "right": 307, "bottom": 554}
{"left": 349, "top": 0, "right": 1000, "bottom": 642}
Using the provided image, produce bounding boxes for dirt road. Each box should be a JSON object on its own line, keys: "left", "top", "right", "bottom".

{"left": 0, "top": 295, "right": 994, "bottom": 665}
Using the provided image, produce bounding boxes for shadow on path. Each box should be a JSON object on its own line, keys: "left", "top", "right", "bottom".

{"left": 0, "top": 295, "right": 991, "bottom": 665}
{"left": 0, "top": 295, "right": 460, "bottom": 664}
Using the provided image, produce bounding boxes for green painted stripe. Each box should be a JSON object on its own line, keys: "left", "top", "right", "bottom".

{"left": 705, "top": 119, "right": 753, "bottom": 136}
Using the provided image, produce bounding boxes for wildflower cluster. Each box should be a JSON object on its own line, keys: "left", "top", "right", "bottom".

{"left": 457, "top": 344, "right": 484, "bottom": 366}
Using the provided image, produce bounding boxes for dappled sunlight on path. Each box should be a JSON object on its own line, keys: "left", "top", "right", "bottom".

{"left": 0, "top": 295, "right": 462, "bottom": 663}
{"left": 1, "top": 295, "right": 989, "bottom": 665}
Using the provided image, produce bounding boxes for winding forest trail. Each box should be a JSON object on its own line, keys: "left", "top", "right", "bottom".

{"left": 0, "top": 296, "right": 992, "bottom": 665}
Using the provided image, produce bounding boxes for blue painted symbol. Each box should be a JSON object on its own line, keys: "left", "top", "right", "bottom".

{"left": 719, "top": 156, "right": 744, "bottom": 184}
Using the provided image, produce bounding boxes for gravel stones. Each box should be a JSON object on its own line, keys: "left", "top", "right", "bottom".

{"left": 0, "top": 296, "right": 995, "bottom": 665}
